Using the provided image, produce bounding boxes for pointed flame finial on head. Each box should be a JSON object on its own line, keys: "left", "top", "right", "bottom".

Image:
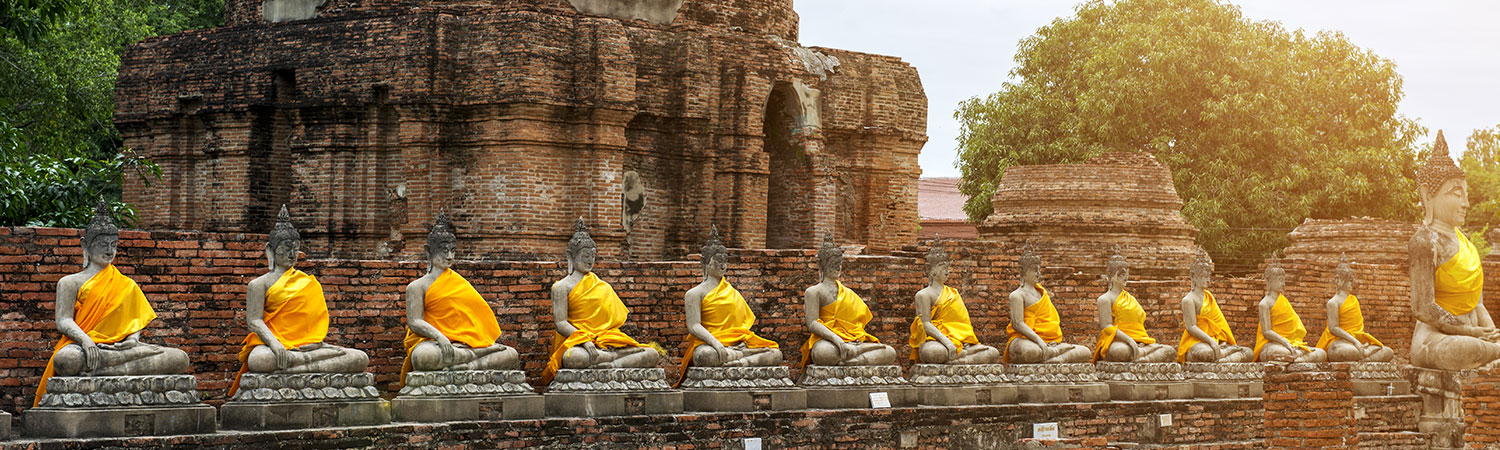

{"left": 1417, "top": 130, "right": 1466, "bottom": 197}
{"left": 567, "top": 217, "right": 596, "bottom": 255}
{"left": 269, "top": 204, "right": 300, "bottom": 249}
{"left": 701, "top": 225, "right": 727, "bottom": 265}
{"left": 83, "top": 196, "right": 118, "bottom": 247}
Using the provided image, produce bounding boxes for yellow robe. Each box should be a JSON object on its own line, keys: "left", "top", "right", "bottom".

{"left": 1316, "top": 294, "right": 1384, "bottom": 349}
{"left": 401, "top": 269, "right": 503, "bottom": 383}
{"left": 1093, "top": 290, "right": 1156, "bottom": 362}
{"left": 1435, "top": 227, "right": 1483, "bottom": 316}
{"left": 1254, "top": 294, "right": 1311, "bottom": 360}
{"left": 908, "top": 285, "right": 980, "bottom": 361}
{"left": 1177, "top": 290, "right": 1236, "bottom": 363}
{"left": 35, "top": 265, "right": 157, "bottom": 407}
{"left": 1005, "top": 285, "right": 1063, "bottom": 363}
{"left": 676, "top": 278, "right": 777, "bottom": 386}
{"left": 543, "top": 273, "right": 644, "bottom": 384}
{"left": 800, "top": 282, "right": 880, "bottom": 369}
{"left": 229, "top": 268, "right": 330, "bottom": 396}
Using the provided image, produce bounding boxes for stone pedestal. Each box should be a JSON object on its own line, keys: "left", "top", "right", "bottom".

{"left": 25, "top": 375, "right": 216, "bottom": 438}
{"left": 1349, "top": 362, "right": 1410, "bottom": 396}
{"left": 800, "top": 365, "right": 915, "bottom": 408}
{"left": 1185, "top": 362, "right": 1264, "bottom": 398}
{"left": 1410, "top": 366, "right": 1468, "bottom": 450}
{"left": 1095, "top": 362, "right": 1192, "bottom": 401}
{"left": 907, "top": 364, "right": 1016, "bottom": 406}
{"left": 1006, "top": 363, "right": 1109, "bottom": 403}
{"left": 0, "top": 411, "right": 8, "bottom": 440}
{"left": 544, "top": 368, "right": 682, "bottom": 417}
{"left": 391, "top": 370, "right": 542, "bottom": 422}
{"left": 679, "top": 366, "right": 805, "bottom": 412}
{"left": 221, "top": 372, "right": 391, "bottom": 430}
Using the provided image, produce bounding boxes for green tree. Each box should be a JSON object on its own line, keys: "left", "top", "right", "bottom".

{"left": 1461, "top": 126, "right": 1500, "bottom": 255}
{"left": 955, "top": 0, "right": 1423, "bottom": 272}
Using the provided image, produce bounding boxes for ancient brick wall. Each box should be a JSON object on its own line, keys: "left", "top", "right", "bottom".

{"left": 1463, "top": 368, "right": 1500, "bottom": 448}
{"left": 1262, "top": 363, "right": 1357, "bottom": 449}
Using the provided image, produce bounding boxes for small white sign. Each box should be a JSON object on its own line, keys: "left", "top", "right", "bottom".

{"left": 744, "top": 437, "right": 762, "bottom": 450}
{"left": 870, "top": 391, "right": 891, "bottom": 408}
{"left": 1033, "top": 422, "right": 1059, "bottom": 439}
{"left": 1159, "top": 414, "right": 1173, "bottom": 427}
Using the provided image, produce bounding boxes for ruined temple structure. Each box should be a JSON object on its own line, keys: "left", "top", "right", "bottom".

{"left": 114, "top": 0, "right": 927, "bottom": 260}
{"left": 976, "top": 152, "right": 1199, "bottom": 279}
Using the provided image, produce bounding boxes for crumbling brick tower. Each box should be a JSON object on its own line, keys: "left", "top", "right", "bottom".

{"left": 115, "top": 0, "right": 927, "bottom": 260}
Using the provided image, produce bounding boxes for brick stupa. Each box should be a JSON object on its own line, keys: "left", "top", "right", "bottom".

{"left": 114, "top": 0, "right": 927, "bottom": 260}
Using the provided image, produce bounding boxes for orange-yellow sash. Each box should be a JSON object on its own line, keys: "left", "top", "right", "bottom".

{"left": 35, "top": 265, "right": 157, "bottom": 407}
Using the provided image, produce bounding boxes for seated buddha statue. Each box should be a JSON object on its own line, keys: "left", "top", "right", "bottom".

{"left": 1178, "top": 248, "right": 1253, "bottom": 363}
{"left": 229, "top": 206, "right": 369, "bottom": 396}
{"left": 1409, "top": 131, "right": 1500, "bottom": 370}
{"left": 909, "top": 240, "right": 999, "bottom": 364}
{"left": 1317, "top": 256, "right": 1395, "bottom": 362}
{"left": 34, "top": 201, "right": 191, "bottom": 406}
{"left": 802, "top": 233, "right": 898, "bottom": 367}
{"left": 1005, "top": 246, "right": 1091, "bottom": 364}
{"left": 1092, "top": 250, "right": 1175, "bottom": 363}
{"left": 678, "top": 227, "right": 781, "bottom": 384}
{"left": 543, "top": 219, "right": 660, "bottom": 384}
{"left": 1253, "top": 257, "right": 1327, "bottom": 363}
{"left": 401, "top": 211, "right": 519, "bottom": 382}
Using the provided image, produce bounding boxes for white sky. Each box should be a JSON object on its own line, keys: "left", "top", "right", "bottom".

{"left": 796, "top": 0, "right": 1500, "bottom": 178}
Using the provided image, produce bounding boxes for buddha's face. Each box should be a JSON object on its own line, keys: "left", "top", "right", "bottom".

{"left": 927, "top": 262, "right": 950, "bottom": 285}
{"left": 1107, "top": 268, "right": 1128, "bottom": 290}
{"left": 83, "top": 235, "right": 117, "bottom": 268}
{"left": 1266, "top": 271, "right": 1285, "bottom": 293}
{"left": 570, "top": 246, "right": 596, "bottom": 273}
{"left": 1190, "top": 269, "right": 1210, "bottom": 290}
{"left": 1334, "top": 275, "right": 1354, "bottom": 293}
{"left": 821, "top": 258, "right": 842, "bottom": 280}
{"left": 427, "top": 241, "right": 456, "bottom": 271}
{"left": 270, "top": 239, "right": 299, "bottom": 269}
{"left": 1020, "top": 265, "right": 1040, "bottom": 284}
{"left": 704, "top": 253, "right": 727, "bottom": 279}
{"left": 1424, "top": 179, "right": 1468, "bottom": 228}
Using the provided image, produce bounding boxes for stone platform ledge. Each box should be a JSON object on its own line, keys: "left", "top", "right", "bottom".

{"left": 1014, "top": 383, "right": 1110, "bottom": 404}
{"left": 391, "top": 394, "right": 544, "bottom": 422}
{"left": 1095, "top": 362, "right": 1186, "bottom": 382}
{"left": 1192, "top": 381, "right": 1264, "bottom": 399}
{"left": 682, "top": 388, "right": 806, "bottom": 412}
{"left": 229, "top": 372, "right": 382, "bottom": 402}
{"left": 24, "top": 404, "right": 215, "bottom": 438}
{"left": 1183, "top": 362, "right": 1263, "bottom": 381}
{"left": 907, "top": 364, "right": 1008, "bottom": 385}
{"left": 546, "top": 368, "right": 672, "bottom": 392}
{"left": 1005, "top": 363, "right": 1098, "bottom": 383}
{"left": 1107, "top": 381, "right": 1193, "bottom": 401}
{"left": 1347, "top": 362, "right": 1410, "bottom": 396}
{"left": 798, "top": 365, "right": 909, "bottom": 387}
{"left": 397, "top": 370, "right": 534, "bottom": 397}
{"left": 679, "top": 366, "right": 796, "bottom": 389}
{"left": 37, "top": 375, "right": 202, "bottom": 408}
{"left": 804, "top": 386, "right": 916, "bottom": 409}
{"left": 914, "top": 385, "right": 1018, "bottom": 406}
{"left": 544, "top": 391, "right": 683, "bottom": 417}
{"left": 219, "top": 399, "right": 391, "bottom": 430}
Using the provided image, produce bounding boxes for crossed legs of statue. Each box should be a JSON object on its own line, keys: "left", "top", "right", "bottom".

{"left": 809, "top": 340, "right": 898, "bottom": 366}
{"left": 1007, "top": 339, "right": 1091, "bottom": 364}
{"left": 561, "top": 345, "right": 661, "bottom": 369}
{"left": 246, "top": 343, "right": 369, "bottom": 373}
{"left": 409, "top": 342, "right": 520, "bottom": 371}
{"left": 1326, "top": 341, "right": 1395, "bottom": 363}
{"left": 52, "top": 342, "right": 190, "bottom": 376}
{"left": 1257, "top": 343, "right": 1327, "bottom": 363}
{"left": 1185, "top": 343, "right": 1253, "bottom": 363}
{"left": 691, "top": 344, "right": 783, "bottom": 367}
{"left": 918, "top": 341, "right": 1000, "bottom": 364}
{"left": 1413, "top": 334, "right": 1500, "bottom": 371}
{"left": 1103, "top": 341, "right": 1176, "bottom": 363}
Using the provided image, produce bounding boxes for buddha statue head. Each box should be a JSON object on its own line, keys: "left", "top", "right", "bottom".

{"left": 925, "top": 239, "right": 951, "bottom": 285}
{"left": 1104, "top": 247, "right": 1129, "bottom": 290}
{"left": 566, "top": 218, "right": 597, "bottom": 274}
{"left": 81, "top": 199, "right": 118, "bottom": 268}
{"left": 1333, "top": 254, "right": 1356, "bottom": 293}
{"left": 267, "top": 205, "right": 300, "bottom": 270}
{"left": 1417, "top": 131, "right": 1468, "bottom": 229}
{"left": 817, "top": 232, "right": 843, "bottom": 280}
{"left": 1190, "top": 247, "right": 1213, "bottom": 291}
{"left": 1264, "top": 253, "right": 1285, "bottom": 295}
{"left": 1018, "top": 243, "right": 1042, "bottom": 285}
{"left": 425, "top": 210, "right": 457, "bottom": 272}
{"left": 701, "top": 226, "right": 728, "bottom": 279}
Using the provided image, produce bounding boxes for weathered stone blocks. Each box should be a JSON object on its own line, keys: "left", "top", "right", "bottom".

{"left": 220, "top": 373, "right": 390, "bottom": 430}
{"left": 1096, "top": 362, "right": 1192, "bottom": 401}
{"left": 544, "top": 368, "right": 682, "bottom": 417}
{"left": 1185, "top": 362, "right": 1265, "bottom": 399}
{"left": 799, "top": 365, "right": 915, "bottom": 408}
{"left": 906, "top": 364, "right": 1016, "bottom": 406}
{"left": 1006, "top": 363, "right": 1109, "bottom": 403}
{"left": 1348, "top": 361, "right": 1410, "bottom": 396}
{"left": 25, "top": 375, "right": 216, "bottom": 438}
{"left": 679, "top": 366, "right": 805, "bottom": 412}
{"left": 391, "top": 370, "right": 542, "bottom": 422}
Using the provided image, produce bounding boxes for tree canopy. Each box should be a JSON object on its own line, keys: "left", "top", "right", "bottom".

{"left": 955, "top": 0, "right": 1424, "bottom": 272}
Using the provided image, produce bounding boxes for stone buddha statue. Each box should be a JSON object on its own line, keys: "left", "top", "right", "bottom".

{"left": 543, "top": 219, "right": 660, "bottom": 384}
{"left": 401, "top": 211, "right": 520, "bottom": 381}
{"left": 1409, "top": 131, "right": 1500, "bottom": 370}
{"left": 1177, "top": 248, "right": 1253, "bottom": 363}
{"left": 34, "top": 201, "right": 191, "bottom": 406}
{"left": 228, "top": 206, "right": 369, "bottom": 396}
{"left": 1253, "top": 256, "right": 1327, "bottom": 363}
{"left": 1317, "top": 256, "right": 1395, "bottom": 362}
{"left": 909, "top": 240, "right": 999, "bottom": 364}
{"left": 801, "top": 233, "right": 898, "bottom": 367}
{"left": 1092, "top": 250, "right": 1175, "bottom": 363}
{"left": 678, "top": 227, "right": 782, "bottom": 381}
{"left": 1005, "top": 246, "right": 1091, "bottom": 364}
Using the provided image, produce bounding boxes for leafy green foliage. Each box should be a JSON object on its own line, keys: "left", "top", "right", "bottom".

{"left": 955, "top": 0, "right": 1423, "bottom": 272}
{"left": 1461, "top": 126, "right": 1500, "bottom": 255}
{"left": 0, "top": 0, "right": 222, "bottom": 227}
